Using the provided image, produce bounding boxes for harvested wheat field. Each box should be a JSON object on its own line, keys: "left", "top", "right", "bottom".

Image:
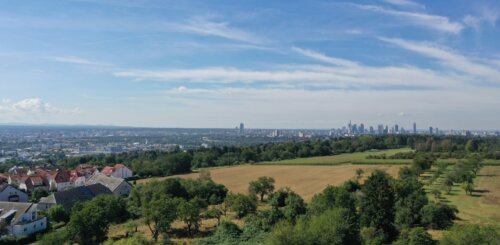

{"left": 138, "top": 164, "right": 404, "bottom": 201}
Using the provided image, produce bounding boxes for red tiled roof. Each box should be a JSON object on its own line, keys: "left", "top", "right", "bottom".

{"left": 101, "top": 166, "right": 115, "bottom": 175}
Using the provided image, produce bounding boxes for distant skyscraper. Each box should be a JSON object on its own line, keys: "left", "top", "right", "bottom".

{"left": 239, "top": 123, "right": 244, "bottom": 135}
{"left": 369, "top": 126, "right": 374, "bottom": 134}
{"left": 384, "top": 125, "right": 389, "bottom": 134}
{"left": 378, "top": 124, "right": 384, "bottom": 134}
{"left": 413, "top": 122, "right": 417, "bottom": 134}
{"left": 395, "top": 124, "right": 399, "bottom": 133}
{"left": 429, "top": 126, "right": 433, "bottom": 135}
{"left": 435, "top": 128, "right": 439, "bottom": 135}
{"left": 359, "top": 123, "right": 365, "bottom": 134}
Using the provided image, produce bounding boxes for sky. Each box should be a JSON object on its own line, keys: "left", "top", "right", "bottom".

{"left": 0, "top": 0, "right": 499, "bottom": 129}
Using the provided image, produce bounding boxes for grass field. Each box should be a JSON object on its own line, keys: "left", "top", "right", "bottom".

{"left": 426, "top": 166, "right": 500, "bottom": 227}
{"left": 258, "top": 148, "right": 500, "bottom": 166}
{"left": 138, "top": 164, "right": 403, "bottom": 201}
{"left": 259, "top": 148, "right": 413, "bottom": 165}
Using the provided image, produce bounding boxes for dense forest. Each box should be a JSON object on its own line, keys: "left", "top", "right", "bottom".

{"left": 53, "top": 135, "right": 500, "bottom": 178}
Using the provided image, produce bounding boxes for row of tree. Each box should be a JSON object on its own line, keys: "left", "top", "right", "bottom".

{"left": 52, "top": 135, "right": 499, "bottom": 178}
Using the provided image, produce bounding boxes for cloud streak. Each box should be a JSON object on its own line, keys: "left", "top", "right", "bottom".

{"left": 167, "top": 16, "right": 266, "bottom": 44}
{"left": 355, "top": 4, "right": 464, "bottom": 33}
{"left": 379, "top": 37, "right": 500, "bottom": 84}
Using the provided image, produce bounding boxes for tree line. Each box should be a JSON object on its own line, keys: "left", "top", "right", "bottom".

{"left": 53, "top": 135, "right": 499, "bottom": 178}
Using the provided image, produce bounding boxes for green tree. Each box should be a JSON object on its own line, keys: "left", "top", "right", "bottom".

{"left": 249, "top": 176, "right": 276, "bottom": 202}
{"left": 143, "top": 197, "right": 179, "bottom": 242}
{"left": 441, "top": 224, "right": 500, "bottom": 245}
{"left": 420, "top": 202, "right": 457, "bottom": 229}
{"left": 462, "top": 182, "right": 474, "bottom": 196}
{"left": 442, "top": 175, "right": 454, "bottom": 194}
{"left": 412, "top": 152, "right": 435, "bottom": 172}
{"left": 30, "top": 188, "right": 49, "bottom": 203}
{"left": 359, "top": 170, "right": 397, "bottom": 243}
{"left": 355, "top": 168, "right": 364, "bottom": 180}
{"left": 66, "top": 202, "right": 110, "bottom": 245}
{"left": 46, "top": 205, "right": 69, "bottom": 223}
{"left": 225, "top": 193, "right": 257, "bottom": 219}
{"left": 178, "top": 198, "right": 202, "bottom": 236}
{"left": 267, "top": 208, "right": 361, "bottom": 245}
{"left": 203, "top": 207, "right": 223, "bottom": 225}
{"left": 393, "top": 227, "right": 435, "bottom": 245}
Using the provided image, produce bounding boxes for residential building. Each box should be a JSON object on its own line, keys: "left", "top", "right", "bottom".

{"left": 18, "top": 175, "right": 47, "bottom": 193}
{"left": 86, "top": 173, "right": 132, "bottom": 196}
{"left": 0, "top": 184, "right": 28, "bottom": 202}
{"left": 0, "top": 202, "right": 47, "bottom": 237}
{"left": 100, "top": 164, "right": 133, "bottom": 179}
{"left": 38, "top": 183, "right": 112, "bottom": 211}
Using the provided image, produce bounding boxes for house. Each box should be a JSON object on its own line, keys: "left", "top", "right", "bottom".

{"left": 70, "top": 164, "right": 98, "bottom": 187}
{"left": 46, "top": 171, "right": 73, "bottom": 191}
{"left": 100, "top": 164, "right": 133, "bottom": 179}
{"left": 85, "top": 173, "right": 132, "bottom": 196}
{"left": 0, "top": 184, "right": 28, "bottom": 202}
{"left": 18, "top": 175, "right": 48, "bottom": 193}
{"left": 38, "top": 183, "right": 112, "bottom": 211}
{"left": 0, "top": 202, "right": 47, "bottom": 237}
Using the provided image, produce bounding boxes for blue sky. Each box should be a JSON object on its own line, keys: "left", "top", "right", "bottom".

{"left": 1, "top": 0, "right": 499, "bottom": 129}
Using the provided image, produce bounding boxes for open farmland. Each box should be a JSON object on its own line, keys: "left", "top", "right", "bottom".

{"left": 138, "top": 164, "right": 403, "bottom": 201}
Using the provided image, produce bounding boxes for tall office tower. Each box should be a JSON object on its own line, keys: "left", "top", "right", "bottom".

{"left": 384, "top": 125, "right": 389, "bottom": 134}
{"left": 352, "top": 124, "right": 358, "bottom": 135}
{"left": 435, "top": 128, "right": 439, "bottom": 135}
{"left": 413, "top": 122, "right": 417, "bottom": 134}
{"left": 239, "top": 123, "right": 244, "bottom": 135}
{"left": 378, "top": 124, "right": 384, "bottom": 134}
{"left": 429, "top": 127, "right": 434, "bottom": 134}
{"left": 348, "top": 120, "right": 352, "bottom": 134}
{"left": 359, "top": 123, "right": 365, "bottom": 134}
{"left": 395, "top": 124, "right": 399, "bottom": 133}
{"left": 369, "top": 126, "right": 374, "bottom": 134}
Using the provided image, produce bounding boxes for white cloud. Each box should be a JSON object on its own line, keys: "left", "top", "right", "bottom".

{"left": 355, "top": 4, "right": 464, "bottom": 33}
{"left": 382, "top": 0, "right": 425, "bottom": 9}
{"left": 292, "top": 47, "right": 359, "bottom": 67}
{"left": 1, "top": 98, "right": 56, "bottom": 113}
{"left": 115, "top": 63, "right": 462, "bottom": 89}
{"left": 0, "top": 98, "right": 78, "bottom": 115}
{"left": 379, "top": 37, "right": 500, "bottom": 84}
{"left": 167, "top": 16, "right": 265, "bottom": 44}
{"left": 49, "top": 55, "right": 112, "bottom": 67}
{"left": 463, "top": 9, "right": 498, "bottom": 31}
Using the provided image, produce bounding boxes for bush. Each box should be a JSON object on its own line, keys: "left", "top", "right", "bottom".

{"left": 441, "top": 224, "right": 500, "bottom": 245}
{"left": 225, "top": 193, "right": 257, "bottom": 219}
{"left": 420, "top": 202, "right": 457, "bottom": 229}
{"left": 393, "top": 227, "right": 435, "bottom": 245}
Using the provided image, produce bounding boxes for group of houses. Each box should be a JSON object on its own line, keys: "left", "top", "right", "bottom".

{"left": 0, "top": 163, "right": 133, "bottom": 238}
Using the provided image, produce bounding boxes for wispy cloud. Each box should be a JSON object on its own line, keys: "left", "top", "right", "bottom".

{"left": 292, "top": 47, "right": 359, "bottom": 67}
{"left": 355, "top": 4, "right": 464, "bottom": 33}
{"left": 49, "top": 55, "right": 112, "bottom": 67}
{"left": 167, "top": 15, "right": 266, "bottom": 44}
{"left": 114, "top": 60, "right": 462, "bottom": 90}
{"left": 382, "top": 0, "right": 425, "bottom": 9}
{"left": 379, "top": 37, "right": 500, "bottom": 84}
{"left": 463, "top": 9, "right": 499, "bottom": 31}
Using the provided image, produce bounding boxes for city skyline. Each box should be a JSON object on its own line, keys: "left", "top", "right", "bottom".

{"left": 1, "top": 0, "right": 499, "bottom": 129}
